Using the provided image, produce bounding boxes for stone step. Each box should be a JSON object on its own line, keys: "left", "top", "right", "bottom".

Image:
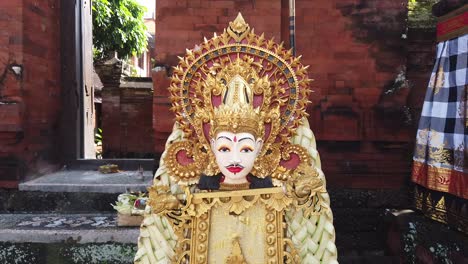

{"left": 385, "top": 210, "right": 468, "bottom": 263}
{"left": 0, "top": 212, "right": 138, "bottom": 264}
{"left": 3, "top": 170, "right": 406, "bottom": 261}
{"left": 0, "top": 242, "right": 137, "bottom": 264}
{"left": 0, "top": 212, "right": 398, "bottom": 263}
{"left": 1, "top": 169, "right": 153, "bottom": 213}
{"left": 0, "top": 213, "right": 138, "bottom": 244}
{"left": 19, "top": 169, "right": 153, "bottom": 193}
{"left": 0, "top": 189, "right": 118, "bottom": 212}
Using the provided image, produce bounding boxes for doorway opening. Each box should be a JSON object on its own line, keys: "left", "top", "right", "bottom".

{"left": 68, "top": 0, "right": 156, "bottom": 160}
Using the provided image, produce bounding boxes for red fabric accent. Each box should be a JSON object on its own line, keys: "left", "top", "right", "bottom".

{"left": 436, "top": 11, "right": 467, "bottom": 37}
{"left": 279, "top": 152, "right": 301, "bottom": 170}
{"left": 412, "top": 161, "right": 468, "bottom": 199}
{"left": 203, "top": 122, "right": 211, "bottom": 144}
{"left": 176, "top": 149, "right": 195, "bottom": 166}
{"left": 212, "top": 95, "right": 221, "bottom": 107}
{"left": 253, "top": 95, "right": 263, "bottom": 108}
{"left": 264, "top": 123, "right": 271, "bottom": 142}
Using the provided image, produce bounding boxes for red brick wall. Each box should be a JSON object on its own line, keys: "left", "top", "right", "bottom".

{"left": 154, "top": 0, "right": 282, "bottom": 65}
{"left": 297, "top": 0, "right": 409, "bottom": 140}
{"left": 0, "top": 0, "right": 61, "bottom": 187}
{"left": 101, "top": 79, "right": 154, "bottom": 158}
{"left": 152, "top": 0, "right": 418, "bottom": 188}
{"left": 153, "top": 0, "right": 283, "bottom": 152}
{"left": 296, "top": 0, "right": 412, "bottom": 188}
{"left": 406, "top": 28, "right": 436, "bottom": 115}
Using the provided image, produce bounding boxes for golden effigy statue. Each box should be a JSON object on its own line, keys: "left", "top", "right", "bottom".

{"left": 134, "top": 13, "right": 338, "bottom": 264}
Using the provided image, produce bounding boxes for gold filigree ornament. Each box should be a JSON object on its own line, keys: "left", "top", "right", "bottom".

{"left": 166, "top": 12, "right": 312, "bottom": 186}
{"left": 225, "top": 236, "right": 247, "bottom": 264}
{"left": 163, "top": 141, "right": 205, "bottom": 185}
{"left": 288, "top": 163, "right": 329, "bottom": 217}
{"left": 429, "top": 65, "right": 445, "bottom": 95}
{"left": 260, "top": 191, "right": 293, "bottom": 211}
{"left": 147, "top": 185, "right": 180, "bottom": 214}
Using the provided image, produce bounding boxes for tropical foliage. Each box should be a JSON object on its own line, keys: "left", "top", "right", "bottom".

{"left": 407, "top": 0, "right": 438, "bottom": 28}
{"left": 92, "top": 0, "right": 148, "bottom": 60}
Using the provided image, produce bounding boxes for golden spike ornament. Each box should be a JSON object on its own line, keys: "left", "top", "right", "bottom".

{"left": 227, "top": 13, "right": 250, "bottom": 42}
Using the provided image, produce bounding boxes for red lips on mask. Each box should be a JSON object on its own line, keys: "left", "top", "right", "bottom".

{"left": 226, "top": 165, "right": 243, "bottom": 173}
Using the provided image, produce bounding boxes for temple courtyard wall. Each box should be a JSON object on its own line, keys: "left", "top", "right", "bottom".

{"left": 2, "top": 0, "right": 464, "bottom": 263}
{"left": 0, "top": 0, "right": 435, "bottom": 190}
{"left": 0, "top": 0, "right": 61, "bottom": 187}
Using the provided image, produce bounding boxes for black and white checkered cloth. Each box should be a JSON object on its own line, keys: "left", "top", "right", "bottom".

{"left": 412, "top": 34, "right": 467, "bottom": 198}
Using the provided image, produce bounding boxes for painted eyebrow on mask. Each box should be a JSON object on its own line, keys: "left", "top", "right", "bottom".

{"left": 216, "top": 136, "right": 232, "bottom": 141}
{"left": 238, "top": 137, "right": 254, "bottom": 142}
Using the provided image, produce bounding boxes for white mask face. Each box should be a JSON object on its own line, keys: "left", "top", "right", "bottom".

{"left": 211, "top": 131, "right": 263, "bottom": 184}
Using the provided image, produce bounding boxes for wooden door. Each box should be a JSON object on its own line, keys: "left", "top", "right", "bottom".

{"left": 81, "top": 0, "right": 95, "bottom": 158}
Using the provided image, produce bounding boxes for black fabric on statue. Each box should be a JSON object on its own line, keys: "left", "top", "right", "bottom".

{"left": 198, "top": 174, "right": 274, "bottom": 190}
{"left": 247, "top": 175, "right": 273, "bottom": 189}
{"left": 198, "top": 174, "right": 222, "bottom": 190}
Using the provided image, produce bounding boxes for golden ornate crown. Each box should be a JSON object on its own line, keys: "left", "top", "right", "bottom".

{"left": 165, "top": 13, "right": 313, "bottom": 184}
{"left": 199, "top": 57, "right": 272, "bottom": 139}
{"left": 210, "top": 103, "right": 264, "bottom": 139}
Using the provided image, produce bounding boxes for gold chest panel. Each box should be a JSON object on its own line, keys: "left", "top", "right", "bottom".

{"left": 174, "top": 188, "right": 297, "bottom": 264}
